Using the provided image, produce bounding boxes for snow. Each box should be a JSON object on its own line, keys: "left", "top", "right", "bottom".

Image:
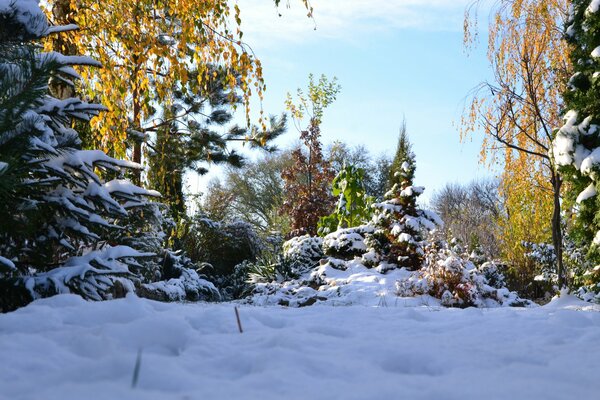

{"left": 592, "top": 46, "right": 600, "bottom": 58}
{"left": 0, "top": 294, "right": 599, "bottom": 400}
{"left": 46, "top": 24, "right": 79, "bottom": 34}
{"left": 0, "top": 255, "right": 15, "bottom": 270}
{"left": 576, "top": 183, "right": 597, "bottom": 203}
{"left": 593, "top": 230, "right": 600, "bottom": 246}
{"left": 0, "top": 0, "right": 48, "bottom": 37}
{"left": 579, "top": 147, "right": 600, "bottom": 175}
{"left": 104, "top": 179, "right": 161, "bottom": 198}
{"left": 587, "top": 0, "right": 600, "bottom": 14}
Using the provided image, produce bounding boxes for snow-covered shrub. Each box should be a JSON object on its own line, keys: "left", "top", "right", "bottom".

{"left": 21, "top": 246, "right": 149, "bottom": 303}
{"left": 396, "top": 246, "right": 530, "bottom": 308}
{"left": 479, "top": 262, "right": 507, "bottom": 289}
{"left": 524, "top": 242, "right": 557, "bottom": 276}
{"left": 569, "top": 241, "right": 600, "bottom": 303}
{"left": 283, "top": 235, "right": 324, "bottom": 271}
{"left": 323, "top": 225, "right": 372, "bottom": 259}
{"left": 137, "top": 251, "right": 220, "bottom": 302}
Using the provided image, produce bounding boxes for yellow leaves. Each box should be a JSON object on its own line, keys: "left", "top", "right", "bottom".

{"left": 461, "top": 0, "right": 570, "bottom": 272}
{"left": 45, "top": 0, "right": 275, "bottom": 158}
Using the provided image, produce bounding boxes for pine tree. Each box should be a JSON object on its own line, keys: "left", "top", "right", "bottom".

{"left": 553, "top": 0, "right": 600, "bottom": 292}
{"left": 364, "top": 131, "right": 441, "bottom": 271}
{"left": 146, "top": 67, "right": 286, "bottom": 222}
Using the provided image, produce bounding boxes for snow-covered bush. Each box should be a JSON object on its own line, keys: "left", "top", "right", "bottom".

{"left": 323, "top": 225, "right": 372, "bottom": 259}
{"left": 524, "top": 242, "right": 557, "bottom": 276}
{"left": 396, "top": 246, "right": 530, "bottom": 308}
{"left": 137, "top": 251, "right": 220, "bottom": 302}
{"left": 212, "top": 261, "right": 255, "bottom": 301}
{"left": 283, "top": 235, "right": 324, "bottom": 271}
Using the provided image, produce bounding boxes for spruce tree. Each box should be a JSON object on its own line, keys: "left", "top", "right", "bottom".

{"left": 387, "top": 119, "right": 411, "bottom": 192}
{"left": 553, "top": 0, "right": 600, "bottom": 292}
{"left": 364, "top": 131, "right": 441, "bottom": 271}
{"left": 0, "top": 1, "right": 219, "bottom": 310}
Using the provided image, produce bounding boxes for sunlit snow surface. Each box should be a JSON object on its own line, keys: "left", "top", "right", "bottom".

{"left": 1, "top": 294, "right": 599, "bottom": 400}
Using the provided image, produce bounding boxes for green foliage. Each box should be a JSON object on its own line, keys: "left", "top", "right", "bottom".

{"left": 147, "top": 66, "right": 287, "bottom": 222}
{"left": 555, "top": 1, "right": 600, "bottom": 296}
{"left": 180, "top": 212, "right": 264, "bottom": 277}
{"left": 388, "top": 120, "right": 414, "bottom": 192}
{"left": 326, "top": 141, "right": 392, "bottom": 200}
{"left": 285, "top": 74, "right": 341, "bottom": 126}
{"left": 318, "top": 165, "right": 374, "bottom": 236}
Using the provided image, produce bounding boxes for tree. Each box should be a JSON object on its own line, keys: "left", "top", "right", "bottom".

{"left": 44, "top": 0, "right": 312, "bottom": 177}
{"left": 553, "top": 0, "right": 600, "bottom": 294}
{"left": 462, "top": 0, "right": 571, "bottom": 286}
{"left": 326, "top": 140, "right": 391, "bottom": 199}
{"left": 0, "top": 1, "right": 158, "bottom": 309}
{"left": 430, "top": 180, "right": 501, "bottom": 259}
{"left": 388, "top": 119, "right": 412, "bottom": 192}
{"left": 364, "top": 133, "right": 441, "bottom": 270}
{"left": 199, "top": 178, "right": 237, "bottom": 223}
{"left": 222, "top": 152, "right": 293, "bottom": 234}
{"left": 281, "top": 74, "right": 341, "bottom": 236}
{"left": 146, "top": 66, "right": 286, "bottom": 221}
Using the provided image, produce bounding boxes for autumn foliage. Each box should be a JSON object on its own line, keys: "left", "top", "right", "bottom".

{"left": 281, "top": 75, "right": 340, "bottom": 237}
{"left": 462, "top": 0, "right": 571, "bottom": 286}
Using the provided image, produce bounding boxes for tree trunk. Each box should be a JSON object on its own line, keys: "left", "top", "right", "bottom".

{"left": 551, "top": 171, "right": 564, "bottom": 288}
{"left": 132, "top": 97, "right": 141, "bottom": 185}
{"left": 131, "top": 5, "right": 142, "bottom": 185}
{"left": 49, "top": 0, "right": 76, "bottom": 100}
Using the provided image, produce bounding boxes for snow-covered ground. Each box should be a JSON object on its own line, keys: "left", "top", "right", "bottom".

{"left": 1, "top": 295, "right": 599, "bottom": 400}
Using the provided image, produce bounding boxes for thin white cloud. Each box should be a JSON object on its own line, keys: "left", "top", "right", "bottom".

{"left": 237, "top": 0, "right": 473, "bottom": 45}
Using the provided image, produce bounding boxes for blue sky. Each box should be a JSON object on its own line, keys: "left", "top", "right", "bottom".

{"left": 191, "top": 0, "right": 496, "bottom": 203}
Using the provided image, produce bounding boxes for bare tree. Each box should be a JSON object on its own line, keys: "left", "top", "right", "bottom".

{"left": 431, "top": 180, "right": 501, "bottom": 259}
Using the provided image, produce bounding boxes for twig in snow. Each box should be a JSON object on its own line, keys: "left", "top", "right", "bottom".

{"left": 234, "top": 306, "right": 243, "bottom": 333}
{"left": 131, "top": 349, "right": 143, "bottom": 388}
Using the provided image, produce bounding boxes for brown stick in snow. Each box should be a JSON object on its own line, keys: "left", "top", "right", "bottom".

{"left": 234, "top": 307, "right": 243, "bottom": 333}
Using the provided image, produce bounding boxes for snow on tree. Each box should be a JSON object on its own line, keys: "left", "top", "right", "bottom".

{"left": 552, "top": 0, "right": 600, "bottom": 298}
{"left": 363, "top": 132, "right": 442, "bottom": 271}
{"left": 0, "top": 0, "right": 216, "bottom": 311}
